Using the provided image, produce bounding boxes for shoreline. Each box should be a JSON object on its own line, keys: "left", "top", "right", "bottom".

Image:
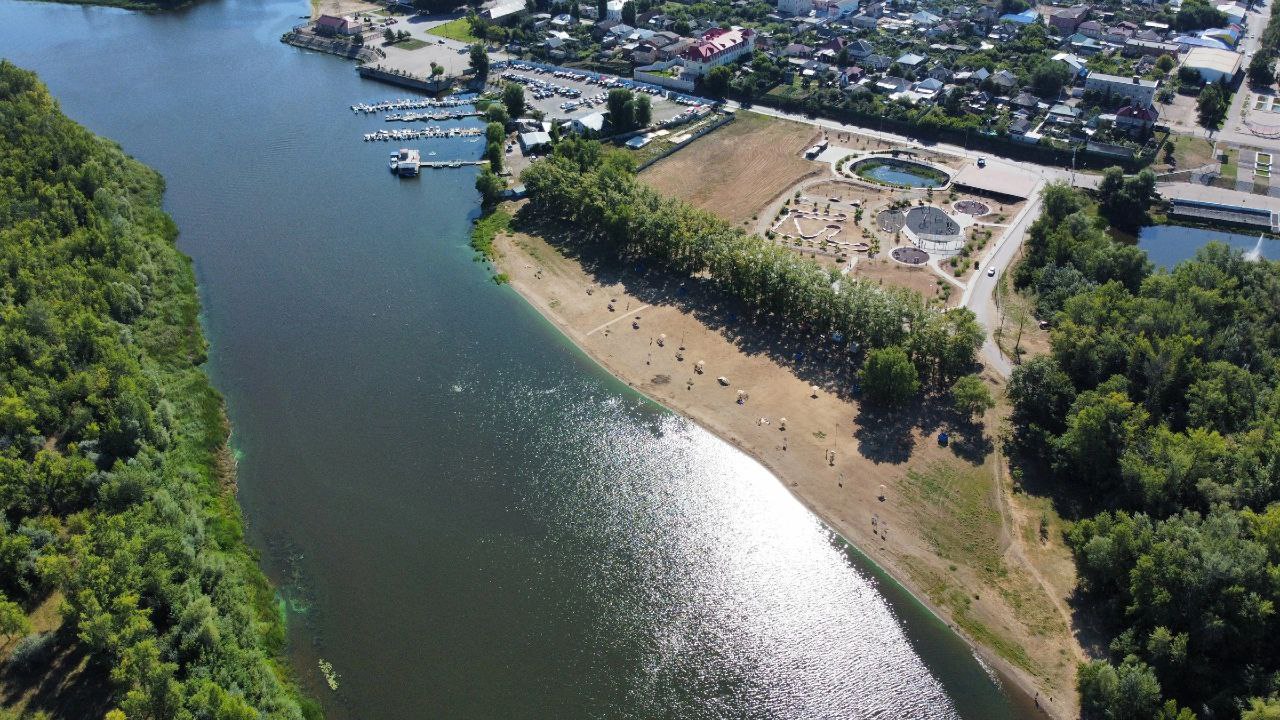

{"left": 490, "top": 217, "right": 1070, "bottom": 719}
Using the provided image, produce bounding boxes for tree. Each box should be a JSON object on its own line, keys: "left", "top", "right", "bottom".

{"left": 383, "top": 28, "right": 396, "bottom": 44}
{"left": 1031, "top": 60, "right": 1073, "bottom": 99}
{"left": 487, "top": 141, "right": 504, "bottom": 173}
{"left": 1249, "top": 51, "right": 1276, "bottom": 87}
{"left": 632, "top": 93, "right": 652, "bottom": 127}
{"left": 486, "top": 121, "right": 506, "bottom": 145}
{"left": 475, "top": 167, "right": 505, "bottom": 205}
{"left": 1175, "top": 0, "right": 1227, "bottom": 31}
{"left": 607, "top": 88, "right": 634, "bottom": 130}
{"left": 1097, "top": 167, "right": 1157, "bottom": 233}
{"left": 703, "top": 65, "right": 732, "bottom": 97}
{"left": 621, "top": 0, "right": 635, "bottom": 25}
{"left": 469, "top": 44, "right": 490, "bottom": 80}
{"left": 486, "top": 103, "right": 510, "bottom": 125}
{"left": 1196, "top": 82, "right": 1228, "bottom": 128}
{"left": 596, "top": 0, "right": 607, "bottom": 19}
{"left": 862, "top": 346, "right": 920, "bottom": 406}
{"left": 0, "top": 593, "right": 29, "bottom": 641}
{"left": 502, "top": 83, "right": 526, "bottom": 118}
{"left": 950, "top": 375, "right": 995, "bottom": 418}
{"left": 1243, "top": 697, "right": 1280, "bottom": 720}
{"left": 1155, "top": 54, "right": 1176, "bottom": 74}
{"left": 1078, "top": 657, "right": 1165, "bottom": 720}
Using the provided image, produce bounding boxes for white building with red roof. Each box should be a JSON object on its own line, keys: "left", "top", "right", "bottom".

{"left": 680, "top": 27, "right": 756, "bottom": 76}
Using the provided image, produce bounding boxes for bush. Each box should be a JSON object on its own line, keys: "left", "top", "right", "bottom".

{"left": 8, "top": 632, "right": 56, "bottom": 673}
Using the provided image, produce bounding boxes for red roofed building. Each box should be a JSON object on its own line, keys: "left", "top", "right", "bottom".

{"left": 680, "top": 27, "right": 756, "bottom": 76}
{"left": 1114, "top": 104, "right": 1159, "bottom": 137}
{"left": 314, "top": 14, "right": 359, "bottom": 36}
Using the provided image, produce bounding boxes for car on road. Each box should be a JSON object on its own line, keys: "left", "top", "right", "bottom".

{"left": 987, "top": 267, "right": 996, "bottom": 277}
{"left": 977, "top": 157, "right": 987, "bottom": 168}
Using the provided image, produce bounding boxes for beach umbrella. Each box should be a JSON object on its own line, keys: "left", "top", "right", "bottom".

{"left": 878, "top": 484, "right": 887, "bottom": 501}
{"left": 695, "top": 360, "right": 705, "bottom": 373}
{"left": 810, "top": 385, "right": 820, "bottom": 398}
{"left": 657, "top": 333, "right": 666, "bottom": 346}
{"left": 779, "top": 417, "right": 787, "bottom": 430}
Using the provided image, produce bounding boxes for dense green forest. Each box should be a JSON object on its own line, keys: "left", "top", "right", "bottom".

{"left": 519, "top": 139, "right": 985, "bottom": 392}
{"left": 1008, "top": 183, "right": 1280, "bottom": 718}
{"left": 0, "top": 61, "right": 315, "bottom": 719}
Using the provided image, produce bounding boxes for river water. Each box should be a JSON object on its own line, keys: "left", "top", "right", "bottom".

{"left": 0, "top": 2, "right": 1033, "bottom": 717}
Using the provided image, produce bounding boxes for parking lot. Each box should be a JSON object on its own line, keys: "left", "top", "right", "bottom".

{"left": 497, "top": 62, "right": 705, "bottom": 124}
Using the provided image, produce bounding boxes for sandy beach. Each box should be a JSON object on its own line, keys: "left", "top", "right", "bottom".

{"left": 490, "top": 208, "right": 1080, "bottom": 718}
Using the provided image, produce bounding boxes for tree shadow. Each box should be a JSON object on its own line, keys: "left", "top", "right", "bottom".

{"left": 1, "top": 626, "right": 114, "bottom": 720}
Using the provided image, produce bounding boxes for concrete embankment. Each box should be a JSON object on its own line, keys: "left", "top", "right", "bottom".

{"left": 282, "top": 30, "right": 376, "bottom": 62}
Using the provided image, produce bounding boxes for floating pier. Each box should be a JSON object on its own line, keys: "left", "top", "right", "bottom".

{"left": 385, "top": 110, "right": 484, "bottom": 122}
{"left": 363, "top": 127, "right": 484, "bottom": 142}
{"left": 351, "top": 97, "right": 472, "bottom": 113}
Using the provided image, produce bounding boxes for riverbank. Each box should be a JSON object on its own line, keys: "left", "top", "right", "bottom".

{"left": 490, "top": 205, "right": 1080, "bottom": 719}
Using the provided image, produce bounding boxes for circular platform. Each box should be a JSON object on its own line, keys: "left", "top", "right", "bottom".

{"left": 891, "top": 246, "right": 929, "bottom": 265}
{"left": 953, "top": 200, "right": 990, "bottom": 217}
{"left": 877, "top": 209, "right": 906, "bottom": 233}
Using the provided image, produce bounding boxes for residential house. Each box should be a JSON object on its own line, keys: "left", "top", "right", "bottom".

{"left": 999, "top": 8, "right": 1039, "bottom": 25}
{"left": 911, "top": 10, "right": 942, "bottom": 25}
{"left": 1048, "top": 5, "right": 1090, "bottom": 34}
{"left": 846, "top": 38, "right": 874, "bottom": 58}
{"left": 1047, "top": 103, "right": 1082, "bottom": 124}
{"left": 570, "top": 112, "right": 607, "bottom": 134}
{"left": 991, "top": 68, "right": 1017, "bottom": 91}
{"left": 926, "top": 65, "right": 954, "bottom": 82}
{"left": 913, "top": 77, "right": 944, "bottom": 97}
{"left": 850, "top": 12, "right": 881, "bottom": 28}
{"left": 1052, "top": 52, "right": 1089, "bottom": 78}
{"left": 895, "top": 51, "right": 927, "bottom": 68}
{"left": 1084, "top": 72, "right": 1159, "bottom": 106}
{"left": 1123, "top": 39, "right": 1180, "bottom": 58}
{"left": 1114, "top": 104, "right": 1158, "bottom": 136}
{"left": 1010, "top": 91, "right": 1040, "bottom": 110}
{"left": 839, "top": 65, "right": 866, "bottom": 85}
{"left": 875, "top": 75, "right": 912, "bottom": 93}
{"left": 784, "top": 42, "right": 815, "bottom": 57}
{"left": 1068, "top": 33, "right": 1105, "bottom": 55}
{"left": 863, "top": 53, "right": 893, "bottom": 70}
{"left": 1076, "top": 19, "right": 1103, "bottom": 38}
{"left": 1102, "top": 26, "right": 1135, "bottom": 46}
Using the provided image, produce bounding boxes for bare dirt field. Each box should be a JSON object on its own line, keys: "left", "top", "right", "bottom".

{"left": 490, "top": 207, "right": 1084, "bottom": 718}
{"left": 852, "top": 257, "right": 956, "bottom": 307}
{"left": 311, "top": 0, "right": 378, "bottom": 19}
{"left": 640, "top": 111, "right": 823, "bottom": 226}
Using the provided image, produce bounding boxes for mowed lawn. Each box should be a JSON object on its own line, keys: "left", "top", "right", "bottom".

{"left": 426, "top": 18, "right": 481, "bottom": 43}
{"left": 639, "top": 111, "right": 822, "bottom": 225}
